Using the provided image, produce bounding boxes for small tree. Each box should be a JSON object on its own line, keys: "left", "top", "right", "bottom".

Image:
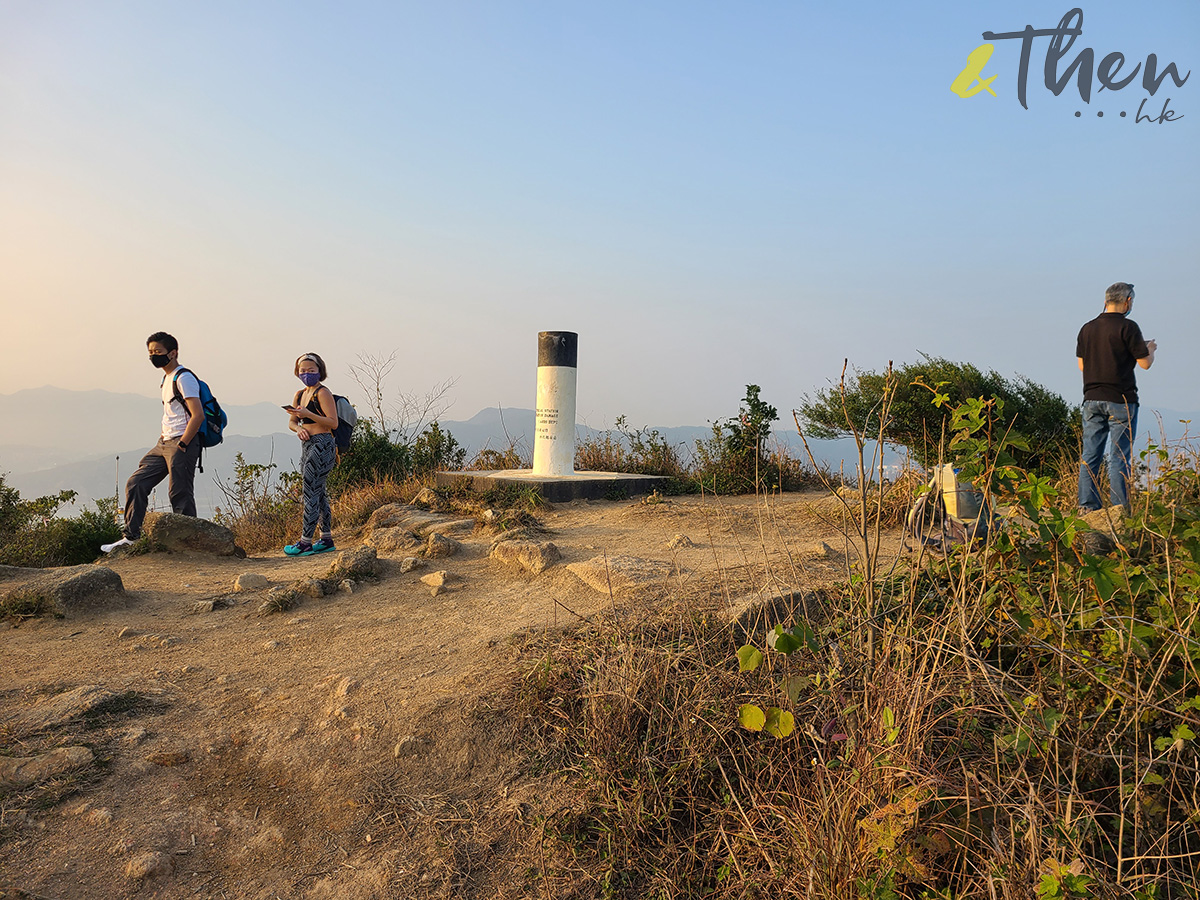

{"left": 798, "top": 356, "right": 1076, "bottom": 472}
{"left": 694, "top": 385, "right": 780, "bottom": 493}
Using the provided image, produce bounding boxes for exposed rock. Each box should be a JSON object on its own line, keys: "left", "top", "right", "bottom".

{"left": 334, "top": 677, "right": 358, "bottom": 698}
{"left": 394, "top": 735, "right": 426, "bottom": 758}
{"left": 1077, "top": 506, "right": 1127, "bottom": 555}
{"left": 2, "top": 564, "right": 125, "bottom": 613}
{"left": 191, "top": 597, "right": 233, "bottom": 614}
{"left": 121, "top": 726, "right": 149, "bottom": 747}
{"left": 365, "top": 527, "right": 422, "bottom": 552}
{"left": 665, "top": 534, "right": 697, "bottom": 550}
{"left": 0, "top": 746, "right": 94, "bottom": 791}
{"left": 234, "top": 573, "right": 269, "bottom": 592}
{"left": 8, "top": 685, "right": 119, "bottom": 733}
{"left": 487, "top": 527, "right": 539, "bottom": 549}
{"left": 424, "top": 533, "right": 461, "bottom": 559}
{"left": 366, "top": 503, "right": 448, "bottom": 534}
{"left": 798, "top": 541, "right": 834, "bottom": 560}
{"left": 429, "top": 584, "right": 443, "bottom": 597}
{"left": 125, "top": 850, "right": 174, "bottom": 879}
{"left": 426, "top": 518, "right": 477, "bottom": 537}
{"left": 339, "top": 579, "right": 355, "bottom": 594}
{"left": 86, "top": 807, "right": 113, "bottom": 827}
{"left": 399, "top": 557, "right": 424, "bottom": 574}
{"left": 293, "top": 578, "right": 327, "bottom": 599}
{"left": 324, "top": 546, "right": 379, "bottom": 581}
{"left": 490, "top": 540, "right": 561, "bottom": 575}
{"left": 144, "top": 512, "right": 238, "bottom": 556}
{"left": 567, "top": 555, "right": 674, "bottom": 594}
{"left": 420, "top": 571, "right": 450, "bottom": 588}
{"left": 411, "top": 487, "right": 446, "bottom": 510}
{"left": 117, "top": 626, "right": 140, "bottom": 639}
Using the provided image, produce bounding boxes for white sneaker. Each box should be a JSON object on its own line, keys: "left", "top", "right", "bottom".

{"left": 101, "top": 537, "right": 135, "bottom": 554}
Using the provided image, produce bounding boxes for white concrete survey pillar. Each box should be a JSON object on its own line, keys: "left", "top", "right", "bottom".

{"left": 532, "top": 331, "right": 578, "bottom": 477}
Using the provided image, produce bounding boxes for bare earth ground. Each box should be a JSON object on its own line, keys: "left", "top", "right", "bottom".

{"left": 1, "top": 492, "right": 903, "bottom": 899}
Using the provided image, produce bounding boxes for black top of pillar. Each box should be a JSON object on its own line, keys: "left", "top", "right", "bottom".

{"left": 538, "top": 331, "right": 578, "bottom": 368}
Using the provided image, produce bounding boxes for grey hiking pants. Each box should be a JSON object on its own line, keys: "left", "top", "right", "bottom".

{"left": 301, "top": 432, "right": 337, "bottom": 541}
{"left": 123, "top": 437, "right": 201, "bottom": 539}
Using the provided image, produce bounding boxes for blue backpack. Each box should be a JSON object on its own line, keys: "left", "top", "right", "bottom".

{"left": 172, "top": 367, "right": 228, "bottom": 449}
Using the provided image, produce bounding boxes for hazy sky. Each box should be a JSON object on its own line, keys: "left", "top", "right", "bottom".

{"left": 1, "top": 1, "right": 1196, "bottom": 429}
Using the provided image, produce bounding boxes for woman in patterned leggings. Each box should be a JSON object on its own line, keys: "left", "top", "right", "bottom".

{"left": 283, "top": 353, "right": 339, "bottom": 556}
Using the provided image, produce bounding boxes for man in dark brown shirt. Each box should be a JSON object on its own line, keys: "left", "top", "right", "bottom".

{"left": 1075, "top": 282, "right": 1157, "bottom": 510}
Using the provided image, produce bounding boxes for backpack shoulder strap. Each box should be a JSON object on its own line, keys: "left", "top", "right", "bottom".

{"left": 171, "top": 367, "right": 191, "bottom": 407}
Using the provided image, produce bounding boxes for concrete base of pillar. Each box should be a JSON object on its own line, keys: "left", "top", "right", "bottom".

{"left": 435, "top": 469, "right": 668, "bottom": 503}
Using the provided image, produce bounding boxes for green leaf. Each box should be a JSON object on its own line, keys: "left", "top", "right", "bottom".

{"left": 738, "top": 704, "right": 765, "bottom": 732}
{"left": 736, "top": 644, "right": 763, "bottom": 673}
{"left": 783, "top": 674, "right": 812, "bottom": 704}
{"left": 766, "top": 624, "right": 802, "bottom": 655}
{"left": 763, "top": 707, "right": 795, "bottom": 738}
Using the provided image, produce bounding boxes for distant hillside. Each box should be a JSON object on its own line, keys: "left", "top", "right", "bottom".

{"left": 0, "top": 385, "right": 289, "bottom": 466}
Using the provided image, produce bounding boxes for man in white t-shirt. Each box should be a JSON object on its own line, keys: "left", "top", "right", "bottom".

{"left": 102, "top": 332, "right": 204, "bottom": 552}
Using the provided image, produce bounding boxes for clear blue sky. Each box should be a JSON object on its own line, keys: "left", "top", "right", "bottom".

{"left": 1, "top": 1, "right": 1195, "bottom": 428}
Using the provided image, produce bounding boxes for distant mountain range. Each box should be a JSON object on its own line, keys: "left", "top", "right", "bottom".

{"left": 2, "top": 386, "right": 1196, "bottom": 518}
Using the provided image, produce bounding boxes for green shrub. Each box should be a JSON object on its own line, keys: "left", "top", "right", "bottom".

{"left": 411, "top": 420, "right": 466, "bottom": 474}
{"left": 328, "top": 419, "right": 412, "bottom": 494}
{"left": 0, "top": 475, "right": 122, "bottom": 567}
{"left": 693, "top": 384, "right": 799, "bottom": 493}
{"left": 798, "top": 355, "right": 1077, "bottom": 472}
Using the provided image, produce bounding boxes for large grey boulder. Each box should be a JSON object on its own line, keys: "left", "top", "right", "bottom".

{"left": 2, "top": 565, "right": 125, "bottom": 613}
{"left": 490, "top": 539, "right": 561, "bottom": 575}
{"left": 144, "top": 512, "right": 241, "bottom": 556}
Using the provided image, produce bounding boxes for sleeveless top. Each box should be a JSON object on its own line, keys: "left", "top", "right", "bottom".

{"left": 294, "top": 389, "right": 327, "bottom": 424}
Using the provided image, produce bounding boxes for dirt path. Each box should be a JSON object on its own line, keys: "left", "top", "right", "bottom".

{"left": 1, "top": 492, "right": 904, "bottom": 899}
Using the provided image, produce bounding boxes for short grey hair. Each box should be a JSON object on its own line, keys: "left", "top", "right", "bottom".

{"left": 1105, "top": 282, "right": 1135, "bottom": 305}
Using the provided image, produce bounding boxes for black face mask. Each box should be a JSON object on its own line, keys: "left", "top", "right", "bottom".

{"left": 150, "top": 353, "right": 171, "bottom": 368}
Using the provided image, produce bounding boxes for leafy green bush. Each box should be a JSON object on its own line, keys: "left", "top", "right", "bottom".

{"left": 328, "top": 419, "right": 412, "bottom": 494}
{"left": 693, "top": 384, "right": 810, "bottom": 493}
{"left": 798, "top": 356, "right": 1077, "bottom": 472}
{"left": 411, "top": 420, "right": 466, "bottom": 474}
{"left": 0, "top": 475, "right": 122, "bottom": 567}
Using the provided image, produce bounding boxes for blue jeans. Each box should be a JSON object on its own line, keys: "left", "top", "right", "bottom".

{"left": 1078, "top": 400, "right": 1138, "bottom": 510}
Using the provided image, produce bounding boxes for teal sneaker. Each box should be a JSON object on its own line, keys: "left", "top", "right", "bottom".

{"left": 311, "top": 539, "right": 336, "bottom": 554}
{"left": 284, "top": 541, "right": 314, "bottom": 557}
